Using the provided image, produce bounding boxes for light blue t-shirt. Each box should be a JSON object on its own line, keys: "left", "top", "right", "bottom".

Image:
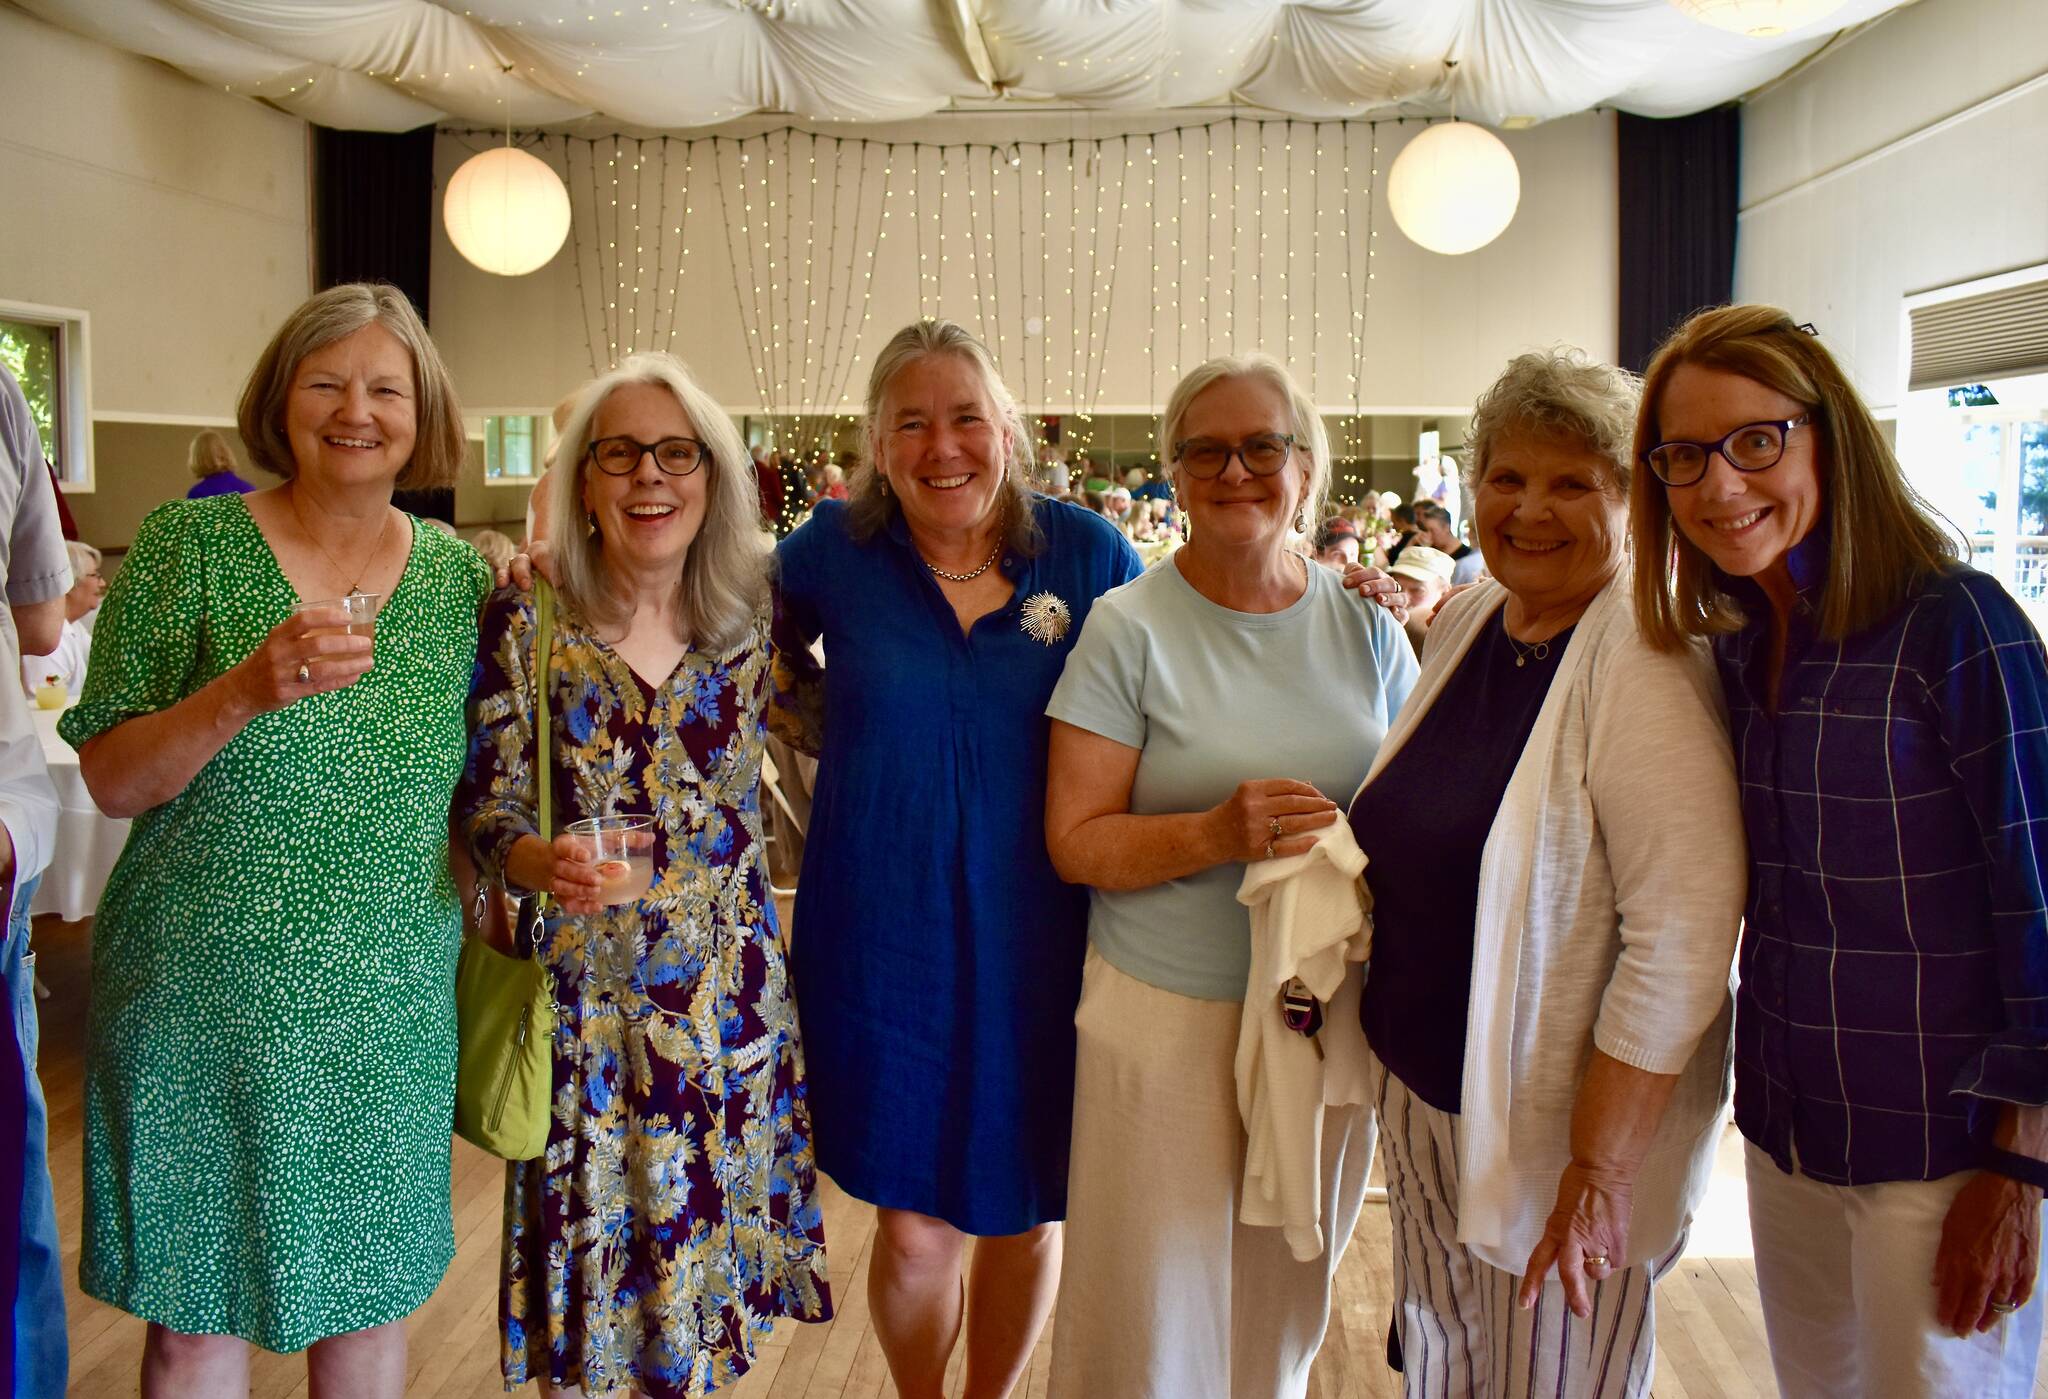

{"left": 1046, "top": 557, "right": 1419, "bottom": 1001}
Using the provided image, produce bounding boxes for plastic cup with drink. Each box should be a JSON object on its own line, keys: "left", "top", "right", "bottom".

{"left": 563, "top": 815, "right": 656, "bottom": 907}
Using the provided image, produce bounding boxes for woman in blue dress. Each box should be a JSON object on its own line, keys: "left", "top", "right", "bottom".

{"left": 774, "top": 319, "right": 1139, "bottom": 1399}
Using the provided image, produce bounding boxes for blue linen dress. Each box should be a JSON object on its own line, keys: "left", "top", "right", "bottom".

{"left": 776, "top": 495, "right": 1141, "bottom": 1235}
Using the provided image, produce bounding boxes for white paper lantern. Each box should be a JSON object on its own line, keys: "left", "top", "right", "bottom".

{"left": 1668, "top": 0, "right": 1848, "bottom": 37}
{"left": 1387, "top": 122, "right": 1521, "bottom": 257}
{"left": 442, "top": 146, "right": 571, "bottom": 277}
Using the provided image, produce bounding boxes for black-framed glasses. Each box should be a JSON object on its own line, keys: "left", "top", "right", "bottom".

{"left": 1644, "top": 414, "right": 1811, "bottom": 487}
{"left": 1173, "top": 432, "right": 1297, "bottom": 480}
{"left": 586, "top": 435, "right": 708, "bottom": 476}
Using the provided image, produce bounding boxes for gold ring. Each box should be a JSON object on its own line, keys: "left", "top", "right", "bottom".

{"left": 296, "top": 663, "right": 312, "bottom": 684}
{"left": 1268, "top": 816, "right": 1284, "bottom": 837}
{"left": 1585, "top": 1254, "right": 1610, "bottom": 1269}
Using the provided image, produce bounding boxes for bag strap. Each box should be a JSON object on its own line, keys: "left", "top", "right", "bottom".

{"left": 534, "top": 576, "right": 556, "bottom": 907}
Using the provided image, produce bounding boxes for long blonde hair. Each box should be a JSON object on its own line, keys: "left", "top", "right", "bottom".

{"left": 1631, "top": 304, "right": 1960, "bottom": 650}
{"left": 844, "top": 320, "right": 1043, "bottom": 557}
{"left": 543, "top": 353, "right": 768, "bottom": 651}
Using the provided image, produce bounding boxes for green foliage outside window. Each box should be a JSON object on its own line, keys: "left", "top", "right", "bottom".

{"left": 0, "top": 318, "right": 58, "bottom": 464}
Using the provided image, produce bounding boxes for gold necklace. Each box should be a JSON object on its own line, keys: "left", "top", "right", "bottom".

{"left": 289, "top": 484, "right": 392, "bottom": 596}
{"left": 918, "top": 515, "right": 1005, "bottom": 583}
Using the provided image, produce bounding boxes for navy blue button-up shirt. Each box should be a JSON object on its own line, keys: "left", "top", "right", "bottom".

{"left": 1722, "top": 529, "right": 2048, "bottom": 1185}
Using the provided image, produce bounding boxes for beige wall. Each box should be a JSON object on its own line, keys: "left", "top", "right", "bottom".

{"left": 1735, "top": 0, "right": 2048, "bottom": 408}
{"left": 0, "top": 6, "right": 312, "bottom": 545}
{"left": 431, "top": 112, "right": 1619, "bottom": 423}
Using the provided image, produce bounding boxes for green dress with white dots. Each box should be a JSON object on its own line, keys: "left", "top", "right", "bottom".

{"left": 59, "top": 494, "right": 491, "bottom": 1352}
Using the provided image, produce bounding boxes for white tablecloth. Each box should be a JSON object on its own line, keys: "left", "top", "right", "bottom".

{"left": 29, "top": 707, "right": 130, "bottom": 920}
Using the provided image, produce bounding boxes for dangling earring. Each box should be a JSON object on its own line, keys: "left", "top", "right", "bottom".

{"left": 586, "top": 511, "right": 599, "bottom": 537}
{"left": 878, "top": 474, "right": 891, "bottom": 498}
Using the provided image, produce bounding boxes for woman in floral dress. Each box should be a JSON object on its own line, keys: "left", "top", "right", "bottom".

{"left": 458, "top": 352, "right": 830, "bottom": 1399}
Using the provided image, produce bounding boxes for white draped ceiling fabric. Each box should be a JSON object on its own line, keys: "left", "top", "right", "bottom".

{"left": 20, "top": 0, "right": 1908, "bottom": 131}
{"left": 26, "top": 0, "right": 1909, "bottom": 443}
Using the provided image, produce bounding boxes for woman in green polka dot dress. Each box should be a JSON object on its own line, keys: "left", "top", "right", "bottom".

{"left": 59, "top": 284, "right": 490, "bottom": 1395}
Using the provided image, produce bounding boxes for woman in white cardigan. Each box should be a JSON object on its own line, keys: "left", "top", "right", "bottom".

{"left": 1346, "top": 349, "right": 1745, "bottom": 1398}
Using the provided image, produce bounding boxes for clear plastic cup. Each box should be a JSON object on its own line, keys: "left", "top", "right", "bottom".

{"left": 292, "top": 591, "right": 379, "bottom": 639}
{"left": 564, "top": 815, "right": 656, "bottom": 907}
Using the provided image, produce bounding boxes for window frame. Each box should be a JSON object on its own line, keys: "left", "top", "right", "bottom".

{"left": 476, "top": 411, "right": 551, "bottom": 488}
{"left": 0, "top": 299, "right": 94, "bottom": 493}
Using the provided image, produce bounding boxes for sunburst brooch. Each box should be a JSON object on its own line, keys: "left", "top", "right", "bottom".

{"left": 1019, "top": 591, "right": 1072, "bottom": 646}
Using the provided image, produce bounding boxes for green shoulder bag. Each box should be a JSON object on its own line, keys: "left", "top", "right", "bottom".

{"left": 454, "top": 577, "right": 559, "bottom": 1161}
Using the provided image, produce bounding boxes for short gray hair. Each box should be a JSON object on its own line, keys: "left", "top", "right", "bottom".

{"left": 66, "top": 540, "right": 101, "bottom": 575}
{"left": 236, "top": 282, "right": 463, "bottom": 490}
{"left": 1466, "top": 348, "right": 1639, "bottom": 495}
{"left": 844, "top": 320, "right": 1043, "bottom": 557}
{"left": 544, "top": 352, "right": 768, "bottom": 652}
{"left": 1161, "top": 353, "right": 1331, "bottom": 531}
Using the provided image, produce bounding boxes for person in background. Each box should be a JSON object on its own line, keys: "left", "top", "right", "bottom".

{"left": 1105, "top": 485, "right": 1134, "bottom": 532}
{"left": 821, "top": 460, "right": 850, "bottom": 500}
{"left": 1384, "top": 543, "right": 1456, "bottom": 653}
{"left": 1416, "top": 500, "right": 1486, "bottom": 584}
{"left": 62, "top": 282, "right": 489, "bottom": 1398}
{"left": 1044, "top": 352, "right": 1417, "bottom": 1399}
{"left": 18, "top": 540, "right": 103, "bottom": 702}
{"left": 752, "top": 442, "right": 783, "bottom": 526}
{"left": 1311, "top": 516, "right": 1361, "bottom": 571}
{"left": 184, "top": 428, "right": 256, "bottom": 499}
{"left": 1, "top": 359, "right": 72, "bottom": 1399}
{"left": 1131, "top": 462, "right": 1174, "bottom": 503}
{"left": 467, "top": 528, "right": 516, "bottom": 576}
{"left": 1634, "top": 304, "right": 2048, "bottom": 1399}
{"left": 1385, "top": 501, "right": 1420, "bottom": 565}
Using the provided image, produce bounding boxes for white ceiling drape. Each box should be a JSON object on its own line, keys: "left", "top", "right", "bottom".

{"left": 20, "top": 0, "right": 1909, "bottom": 132}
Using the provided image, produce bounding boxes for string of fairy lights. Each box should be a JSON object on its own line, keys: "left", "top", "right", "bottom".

{"left": 473, "top": 117, "right": 1405, "bottom": 480}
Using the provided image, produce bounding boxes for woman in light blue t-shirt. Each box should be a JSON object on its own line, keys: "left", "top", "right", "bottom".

{"left": 1044, "top": 353, "right": 1417, "bottom": 1399}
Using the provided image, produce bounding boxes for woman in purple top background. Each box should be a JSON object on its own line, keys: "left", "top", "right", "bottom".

{"left": 184, "top": 428, "right": 255, "bottom": 499}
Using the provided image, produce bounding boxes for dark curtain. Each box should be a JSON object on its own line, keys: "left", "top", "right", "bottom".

{"left": 313, "top": 125, "right": 451, "bottom": 521}
{"left": 1616, "top": 106, "right": 1739, "bottom": 374}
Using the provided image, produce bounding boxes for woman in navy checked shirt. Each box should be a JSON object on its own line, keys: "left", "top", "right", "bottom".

{"left": 1633, "top": 304, "right": 2048, "bottom": 1398}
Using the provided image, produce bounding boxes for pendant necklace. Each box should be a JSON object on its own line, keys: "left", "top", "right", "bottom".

{"left": 290, "top": 483, "right": 391, "bottom": 597}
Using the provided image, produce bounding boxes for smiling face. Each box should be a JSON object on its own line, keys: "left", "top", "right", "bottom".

{"left": 580, "top": 381, "right": 711, "bottom": 582}
{"left": 1473, "top": 429, "right": 1628, "bottom": 618}
{"left": 283, "top": 322, "right": 418, "bottom": 489}
{"left": 1656, "top": 361, "right": 1824, "bottom": 586}
{"left": 1174, "top": 375, "right": 1308, "bottom": 553}
{"left": 874, "top": 352, "right": 1011, "bottom": 540}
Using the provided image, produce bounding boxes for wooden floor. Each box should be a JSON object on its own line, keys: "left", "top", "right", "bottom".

{"left": 28, "top": 909, "right": 2047, "bottom": 1398}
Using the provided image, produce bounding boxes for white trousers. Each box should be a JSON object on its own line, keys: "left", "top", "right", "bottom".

{"left": 1745, "top": 1141, "right": 2046, "bottom": 1399}
{"left": 1047, "top": 951, "right": 1374, "bottom": 1399}
{"left": 1373, "top": 1055, "right": 1681, "bottom": 1399}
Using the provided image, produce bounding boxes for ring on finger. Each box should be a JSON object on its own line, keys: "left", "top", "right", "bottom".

{"left": 295, "top": 662, "right": 313, "bottom": 684}
{"left": 1268, "top": 815, "right": 1284, "bottom": 838}
{"left": 1264, "top": 841, "right": 1276, "bottom": 860}
{"left": 1992, "top": 1299, "right": 2021, "bottom": 1314}
{"left": 1584, "top": 1254, "right": 1610, "bottom": 1270}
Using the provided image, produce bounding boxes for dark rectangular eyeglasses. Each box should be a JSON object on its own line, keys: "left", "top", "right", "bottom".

{"left": 1644, "top": 414, "right": 1810, "bottom": 487}
{"left": 587, "top": 435, "right": 708, "bottom": 476}
{"left": 1173, "top": 433, "right": 1297, "bottom": 480}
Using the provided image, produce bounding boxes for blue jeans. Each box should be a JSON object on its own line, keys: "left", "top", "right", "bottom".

{"left": 4, "top": 877, "right": 66, "bottom": 1398}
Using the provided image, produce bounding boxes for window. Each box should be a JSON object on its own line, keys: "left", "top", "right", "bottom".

{"left": 0, "top": 301, "right": 92, "bottom": 488}
{"left": 1899, "top": 372, "right": 2048, "bottom": 631}
{"left": 484, "top": 415, "right": 544, "bottom": 481}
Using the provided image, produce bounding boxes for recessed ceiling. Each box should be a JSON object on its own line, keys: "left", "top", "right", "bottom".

{"left": 17, "top": 0, "right": 1912, "bottom": 133}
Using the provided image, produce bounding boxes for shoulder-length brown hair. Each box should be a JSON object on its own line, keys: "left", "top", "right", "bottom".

{"left": 844, "top": 319, "right": 1043, "bottom": 557}
{"left": 1631, "top": 303, "right": 1960, "bottom": 651}
{"left": 235, "top": 282, "right": 464, "bottom": 490}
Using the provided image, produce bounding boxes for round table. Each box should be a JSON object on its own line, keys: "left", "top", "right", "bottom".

{"left": 30, "top": 707, "right": 129, "bottom": 920}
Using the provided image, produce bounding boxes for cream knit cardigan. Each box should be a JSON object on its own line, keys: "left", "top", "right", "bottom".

{"left": 1351, "top": 571, "right": 1745, "bottom": 1273}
